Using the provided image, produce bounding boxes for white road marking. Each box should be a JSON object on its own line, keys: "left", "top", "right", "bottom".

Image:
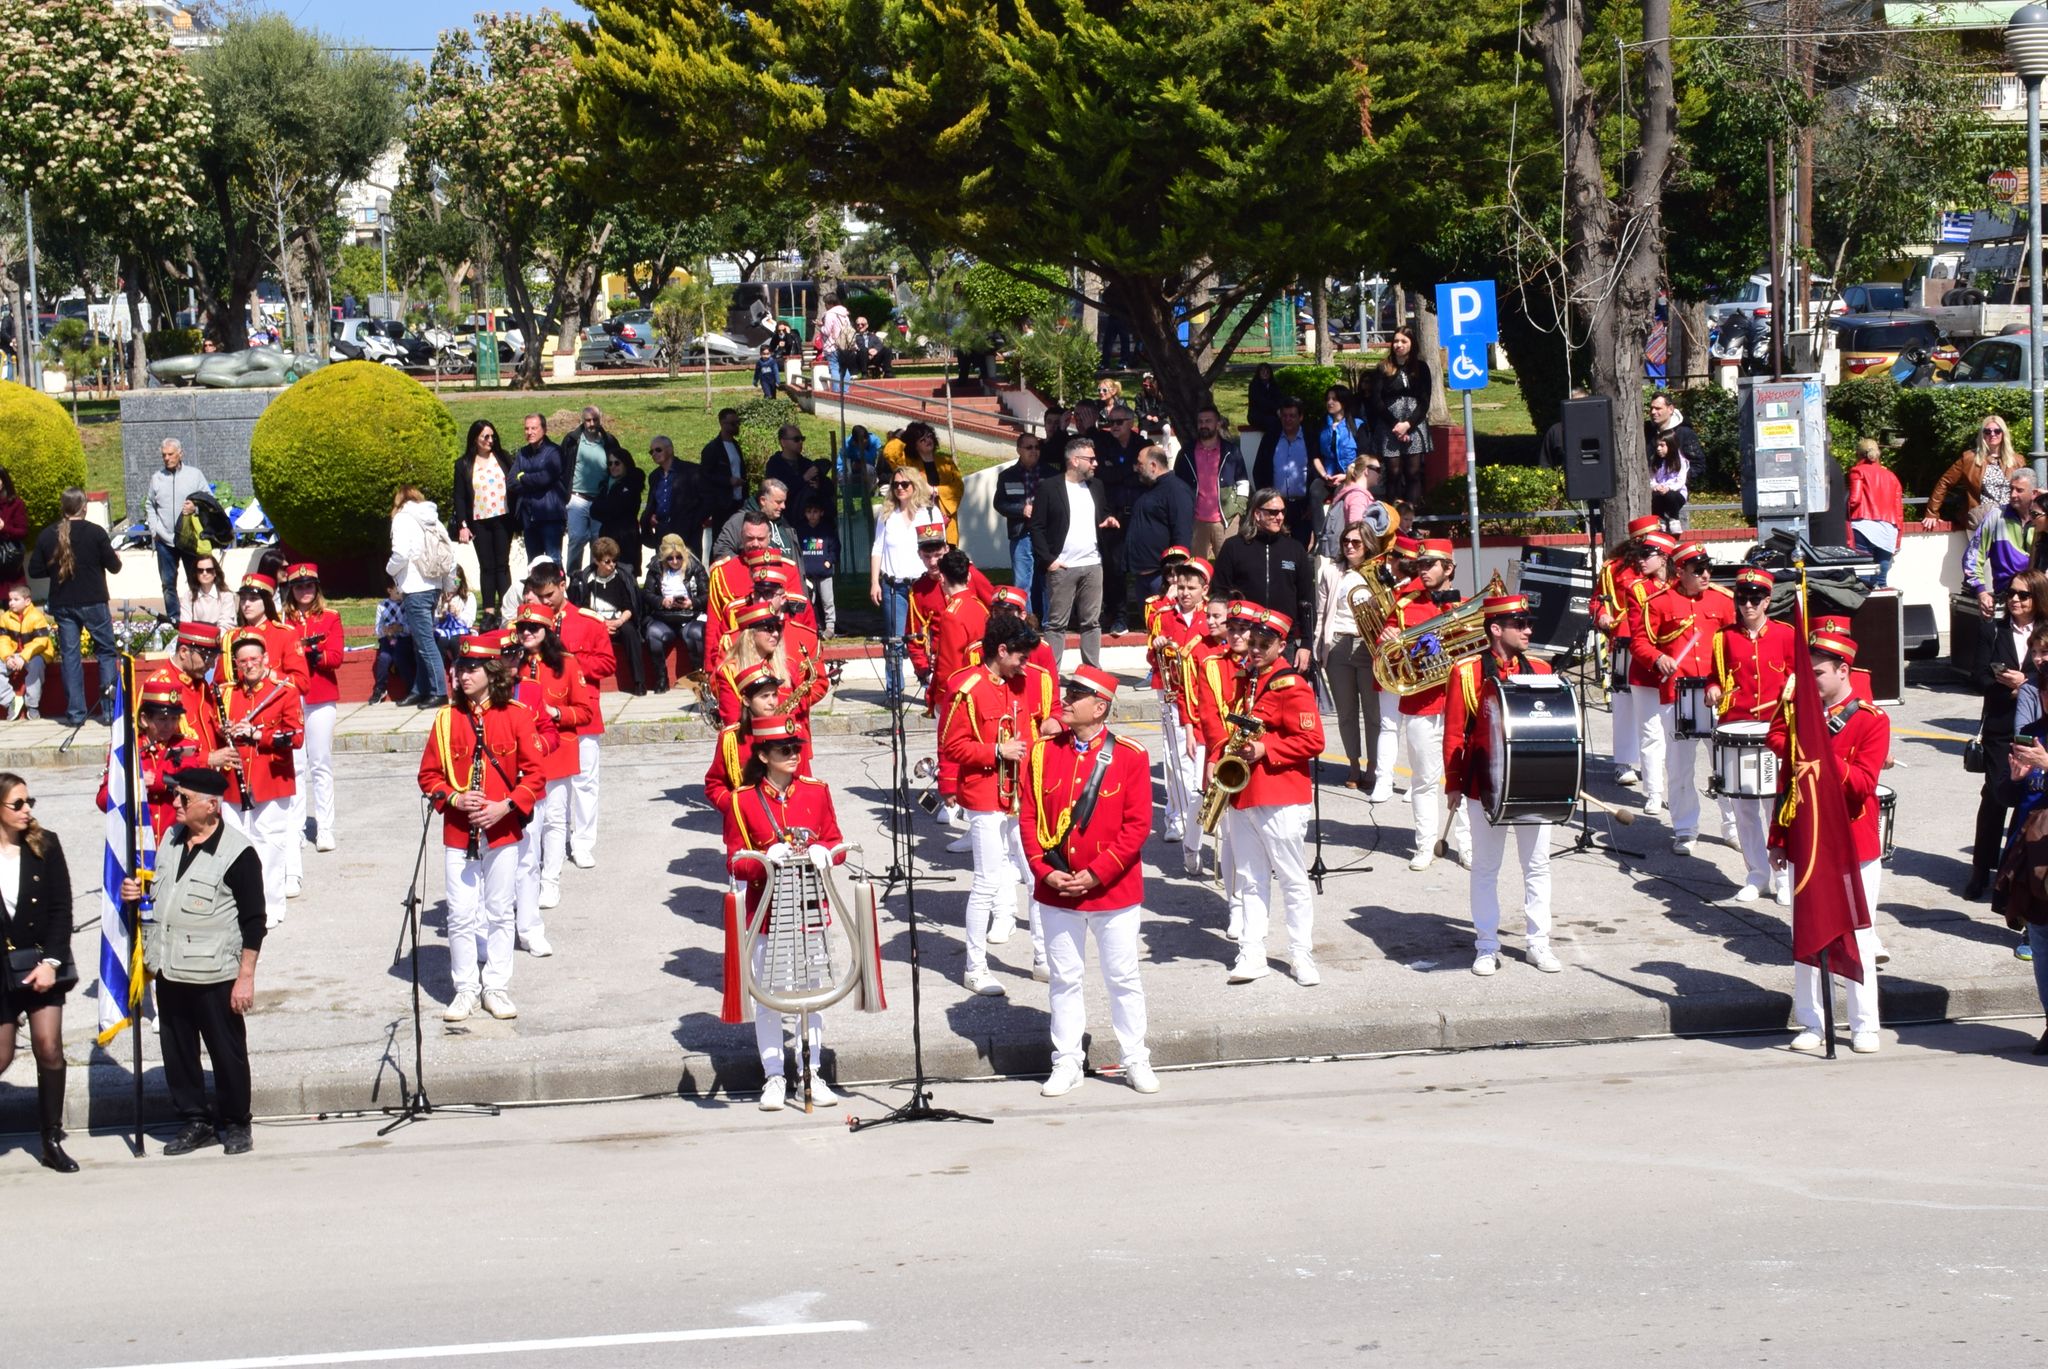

{"left": 84, "top": 1322, "right": 869, "bottom": 1369}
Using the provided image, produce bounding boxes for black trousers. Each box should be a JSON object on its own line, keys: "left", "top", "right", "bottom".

{"left": 158, "top": 977, "right": 251, "bottom": 1128}
{"left": 1974, "top": 736, "right": 2015, "bottom": 880}
{"left": 1098, "top": 520, "right": 1128, "bottom": 629}
{"left": 470, "top": 516, "right": 517, "bottom": 619}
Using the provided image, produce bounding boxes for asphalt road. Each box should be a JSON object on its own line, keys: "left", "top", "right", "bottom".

{"left": 9, "top": 1022, "right": 2046, "bottom": 1369}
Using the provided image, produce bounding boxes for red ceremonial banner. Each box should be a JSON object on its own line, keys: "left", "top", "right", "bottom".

{"left": 1775, "top": 592, "right": 1869, "bottom": 983}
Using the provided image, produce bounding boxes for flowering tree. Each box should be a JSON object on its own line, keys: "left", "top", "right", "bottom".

{"left": 410, "top": 12, "right": 602, "bottom": 389}
{"left": 0, "top": 0, "right": 208, "bottom": 383}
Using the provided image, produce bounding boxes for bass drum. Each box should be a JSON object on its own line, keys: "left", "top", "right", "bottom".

{"left": 1480, "top": 674, "right": 1584, "bottom": 825}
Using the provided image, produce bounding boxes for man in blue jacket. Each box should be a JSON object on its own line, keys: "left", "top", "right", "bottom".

{"left": 511, "top": 414, "right": 568, "bottom": 564}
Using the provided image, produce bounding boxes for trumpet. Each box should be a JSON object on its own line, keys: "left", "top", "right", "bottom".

{"left": 1197, "top": 710, "right": 1265, "bottom": 834}
{"left": 995, "top": 714, "right": 1019, "bottom": 814}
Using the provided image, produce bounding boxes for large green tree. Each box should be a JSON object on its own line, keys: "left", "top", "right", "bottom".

{"left": 569, "top": 0, "right": 1448, "bottom": 434}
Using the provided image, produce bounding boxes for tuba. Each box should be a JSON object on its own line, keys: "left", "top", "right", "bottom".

{"left": 1197, "top": 710, "right": 1266, "bottom": 834}
{"left": 1373, "top": 570, "right": 1507, "bottom": 697}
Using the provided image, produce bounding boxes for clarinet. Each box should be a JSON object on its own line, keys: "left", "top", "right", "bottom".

{"left": 217, "top": 685, "right": 251, "bottom": 816}
{"left": 464, "top": 705, "right": 488, "bottom": 861}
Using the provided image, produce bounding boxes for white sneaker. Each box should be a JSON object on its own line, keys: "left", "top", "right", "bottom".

{"left": 1227, "top": 952, "right": 1270, "bottom": 984}
{"left": 1732, "top": 883, "right": 1762, "bottom": 903}
{"left": 1291, "top": 954, "right": 1321, "bottom": 986}
{"left": 1788, "top": 1031, "right": 1824, "bottom": 1054}
{"left": 1408, "top": 851, "right": 1434, "bottom": 872}
{"left": 1644, "top": 799, "right": 1666, "bottom": 818}
{"left": 1672, "top": 836, "right": 1695, "bottom": 856}
{"left": 1031, "top": 957, "right": 1050, "bottom": 983}
{"left": 1773, "top": 879, "right": 1793, "bottom": 908}
{"left": 1850, "top": 1032, "right": 1881, "bottom": 1054}
{"left": 1529, "top": 946, "right": 1562, "bottom": 973}
{"left": 1125, "top": 1062, "right": 1161, "bottom": 1094}
{"left": 520, "top": 931, "right": 554, "bottom": 958}
{"left": 480, "top": 988, "right": 518, "bottom": 1019}
{"left": 1164, "top": 823, "right": 1185, "bottom": 844}
{"left": 987, "top": 914, "right": 1016, "bottom": 945}
{"left": 539, "top": 883, "right": 561, "bottom": 910}
{"left": 1041, "top": 1061, "right": 1084, "bottom": 1097}
{"left": 965, "top": 971, "right": 1006, "bottom": 997}
{"left": 1368, "top": 778, "right": 1394, "bottom": 804}
{"left": 807, "top": 1075, "right": 842, "bottom": 1106}
{"left": 569, "top": 850, "right": 595, "bottom": 870}
{"left": 1616, "top": 768, "right": 1641, "bottom": 788}
{"left": 945, "top": 833, "right": 973, "bottom": 853}
{"left": 943, "top": 805, "right": 969, "bottom": 831}
{"left": 1472, "top": 952, "right": 1499, "bottom": 977}
{"left": 315, "top": 832, "right": 336, "bottom": 853}
{"left": 442, "top": 990, "right": 478, "bottom": 1022}
{"left": 1719, "top": 824, "right": 1739, "bottom": 846}
{"left": 284, "top": 876, "right": 303, "bottom": 899}
{"left": 758, "top": 1076, "right": 787, "bottom": 1111}
{"left": 265, "top": 913, "right": 283, "bottom": 930}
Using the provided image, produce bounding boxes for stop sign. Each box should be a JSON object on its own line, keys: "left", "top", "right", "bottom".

{"left": 1992, "top": 168, "right": 2021, "bottom": 200}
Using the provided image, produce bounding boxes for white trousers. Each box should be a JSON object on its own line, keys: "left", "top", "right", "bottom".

{"left": 1402, "top": 712, "right": 1446, "bottom": 853}
{"left": 1470, "top": 812, "right": 1553, "bottom": 955}
{"left": 1223, "top": 803, "right": 1314, "bottom": 959}
{"left": 1631, "top": 686, "right": 1668, "bottom": 803}
{"left": 1732, "top": 796, "right": 1775, "bottom": 889}
{"left": 0, "top": 656, "right": 44, "bottom": 710}
{"left": 569, "top": 734, "right": 600, "bottom": 862}
{"left": 444, "top": 844, "right": 517, "bottom": 993}
{"left": 518, "top": 779, "right": 569, "bottom": 933}
{"left": 1184, "top": 742, "right": 1210, "bottom": 868}
{"left": 286, "top": 701, "right": 337, "bottom": 880}
{"left": 1159, "top": 708, "right": 1201, "bottom": 842}
{"left": 751, "top": 940, "right": 824, "bottom": 1079}
{"left": 1043, "top": 903, "right": 1149, "bottom": 1071}
{"left": 1610, "top": 667, "right": 1638, "bottom": 770}
{"left": 1793, "top": 860, "right": 1883, "bottom": 1035}
{"left": 245, "top": 796, "right": 292, "bottom": 926}
{"left": 963, "top": 809, "right": 1032, "bottom": 976}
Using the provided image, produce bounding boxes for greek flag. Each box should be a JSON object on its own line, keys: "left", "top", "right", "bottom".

{"left": 95, "top": 669, "right": 151, "bottom": 1047}
{"left": 1940, "top": 212, "right": 1975, "bottom": 244}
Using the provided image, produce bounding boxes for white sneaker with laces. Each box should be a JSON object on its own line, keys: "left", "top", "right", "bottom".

{"left": 480, "top": 988, "right": 518, "bottom": 1020}
{"left": 1732, "top": 883, "right": 1762, "bottom": 903}
{"left": 758, "top": 1076, "right": 787, "bottom": 1111}
{"left": 1368, "top": 777, "right": 1394, "bottom": 804}
{"left": 1788, "top": 1031, "right": 1824, "bottom": 1054}
{"left": 1125, "top": 1062, "right": 1161, "bottom": 1094}
{"left": 1644, "top": 798, "right": 1666, "bottom": 818}
{"left": 284, "top": 876, "right": 303, "bottom": 899}
{"left": 1227, "top": 952, "right": 1270, "bottom": 984}
{"left": 945, "top": 833, "right": 973, "bottom": 853}
{"left": 1164, "top": 823, "right": 1185, "bottom": 844}
{"left": 1472, "top": 952, "right": 1499, "bottom": 977}
{"left": 1529, "top": 946, "right": 1562, "bottom": 973}
{"left": 520, "top": 931, "right": 554, "bottom": 958}
{"left": 1616, "top": 768, "right": 1641, "bottom": 788}
{"left": 1408, "top": 851, "right": 1434, "bottom": 872}
{"left": 442, "top": 990, "right": 478, "bottom": 1022}
{"left": 1041, "top": 1061, "right": 1084, "bottom": 1097}
{"left": 540, "top": 883, "right": 561, "bottom": 910}
{"left": 965, "top": 971, "right": 1007, "bottom": 997}
{"left": 807, "top": 1075, "right": 842, "bottom": 1106}
{"left": 1291, "top": 954, "right": 1321, "bottom": 986}
{"left": 943, "top": 805, "right": 969, "bottom": 831}
{"left": 1773, "top": 878, "right": 1793, "bottom": 908}
{"left": 1031, "top": 958, "right": 1050, "bottom": 983}
{"left": 315, "top": 831, "right": 336, "bottom": 853}
{"left": 569, "top": 850, "right": 595, "bottom": 870}
{"left": 1850, "top": 1032, "right": 1881, "bottom": 1054}
{"left": 1672, "top": 836, "right": 1695, "bottom": 856}
{"left": 987, "top": 914, "right": 1016, "bottom": 945}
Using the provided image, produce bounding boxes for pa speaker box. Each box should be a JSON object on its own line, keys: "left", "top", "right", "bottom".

{"left": 1516, "top": 561, "right": 1596, "bottom": 657}
{"left": 1560, "top": 396, "right": 1617, "bottom": 503}
{"left": 1851, "top": 588, "right": 1903, "bottom": 705}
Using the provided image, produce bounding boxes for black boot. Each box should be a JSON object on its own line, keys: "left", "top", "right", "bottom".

{"left": 36, "top": 1066, "right": 77, "bottom": 1173}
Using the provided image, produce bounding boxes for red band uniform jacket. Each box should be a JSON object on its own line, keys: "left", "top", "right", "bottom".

{"left": 1020, "top": 729, "right": 1152, "bottom": 912}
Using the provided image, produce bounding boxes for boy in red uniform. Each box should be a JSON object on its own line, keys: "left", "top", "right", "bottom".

{"left": 929, "top": 549, "right": 992, "bottom": 833}
{"left": 1597, "top": 515, "right": 1659, "bottom": 782}
{"left": 164, "top": 623, "right": 243, "bottom": 820}
{"left": 282, "top": 563, "right": 344, "bottom": 860}
{"left": 1769, "top": 627, "right": 1889, "bottom": 1054}
{"left": 1387, "top": 539, "right": 1468, "bottom": 870}
{"left": 1444, "top": 595, "right": 1562, "bottom": 976}
{"left": 528, "top": 560, "right": 612, "bottom": 870}
{"left": 222, "top": 630, "right": 304, "bottom": 927}
{"left": 1150, "top": 554, "right": 1208, "bottom": 857}
{"left": 1020, "top": 665, "right": 1158, "bottom": 1097}
{"left": 1620, "top": 530, "right": 1679, "bottom": 811}
{"left": 719, "top": 716, "right": 852, "bottom": 1111}
{"left": 1710, "top": 567, "right": 1800, "bottom": 903}
{"left": 419, "top": 635, "right": 548, "bottom": 1023}
{"left": 1221, "top": 607, "right": 1326, "bottom": 987}
{"left": 1634, "top": 542, "right": 1736, "bottom": 849}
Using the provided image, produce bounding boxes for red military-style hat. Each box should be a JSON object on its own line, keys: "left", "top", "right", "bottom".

{"left": 734, "top": 601, "right": 782, "bottom": 631}
{"left": 1393, "top": 534, "right": 1422, "bottom": 557}
{"left": 514, "top": 604, "right": 555, "bottom": 631}
{"left": 227, "top": 627, "right": 267, "bottom": 654}
{"left": 1180, "top": 556, "right": 1214, "bottom": 583}
{"left": 915, "top": 519, "right": 949, "bottom": 546}
{"left": 1810, "top": 627, "right": 1857, "bottom": 665}
{"left": 1226, "top": 599, "right": 1263, "bottom": 626}
{"left": 455, "top": 634, "right": 503, "bottom": 661}
{"left": 1483, "top": 594, "right": 1531, "bottom": 619}
{"left": 1735, "top": 567, "right": 1775, "bottom": 591}
{"left": 176, "top": 621, "right": 222, "bottom": 650}
{"left": 992, "top": 585, "right": 1030, "bottom": 612}
{"left": 1161, "top": 544, "right": 1191, "bottom": 565}
{"left": 139, "top": 672, "right": 184, "bottom": 708}
{"left": 283, "top": 562, "right": 319, "bottom": 582}
{"left": 1251, "top": 606, "right": 1293, "bottom": 637}
{"left": 734, "top": 660, "right": 783, "bottom": 696}
{"left": 1672, "top": 541, "right": 1709, "bottom": 565}
{"left": 1625, "top": 515, "right": 1661, "bottom": 540}
{"left": 1813, "top": 614, "right": 1852, "bottom": 636}
{"left": 239, "top": 572, "right": 276, "bottom": 596}
{"left": 1067, "top": 664, "right": 1119, "bottom": 701}
{"left": 1418, "top": 538, "right": 1456, "bottom": 562}
{"left": 1641, "top": 531, "right": 1680, "bottom": 554}
{"left": 748, "top": 715, "right": 802, "bottom": 744}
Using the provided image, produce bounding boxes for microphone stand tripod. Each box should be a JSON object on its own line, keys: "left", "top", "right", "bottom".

{"left": 1305, "top": 662, "right": 1375, "bottom": 892}
{"left": 1561, "top": 502, "right": 1640, "bottom": 864}
{"left": 380, "top": 797, "right": 501, "bottom": 1136}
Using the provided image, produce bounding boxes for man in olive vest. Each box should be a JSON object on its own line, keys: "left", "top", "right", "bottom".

{"left": 123, "top": 766, "right": 267, "bottom": 1156}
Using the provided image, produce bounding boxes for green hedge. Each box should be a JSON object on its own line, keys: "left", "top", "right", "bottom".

{"left": 0, "top": 381, "right": 88, "bottom": 533}
{"left": 1662, "top": 385, "right": 1739, "bottom": 489}
{"left": 735, "top": 394, "right": 801, "bottom": 490}
{"left": 1894, "top": 386, "right": 2033, "bottom": 509}
{"left": 248, "top": 362, "right": 457, "bottom": 585}
{"left": 842, "top": 289, "right": 896, "bottom": 333}
{"left": 143, "top": 328, "right": 203, "bottom": 361}
{"left": 1271, "top": 365, "right": 1347, "bottom": 407}
{"left": 1424, "top": 463, "right": 1568, "bottom": 536}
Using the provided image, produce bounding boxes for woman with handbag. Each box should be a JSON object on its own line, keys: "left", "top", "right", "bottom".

{"left": 0, "top": 772, "right": 78, "bottom": 1171}
{"left": 640, "top": 534, "right": 707, "bottom": 691}
{"left": 1970, "top": 568, "right": 2047, "bottom": 901}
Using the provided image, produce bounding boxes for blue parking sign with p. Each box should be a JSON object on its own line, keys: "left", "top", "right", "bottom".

{"left": 1436, "top": 281, "right": 1498, "bottom": 344}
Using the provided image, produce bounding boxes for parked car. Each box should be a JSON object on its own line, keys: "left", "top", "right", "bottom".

{"left": 1942, "top": 331, "right": 2033, "bottom": 389}
{"left": 603, "top": 308, "right": 659, "bottom": 348}
{"left": 1828, "top": 313, "right": 1957, "bottom": 379}
{"left": 1707, "top": 272, "right": 1844, "bottom": 329}
{"left": 1838, "top": 282, "right": 1909, "bottom": 314}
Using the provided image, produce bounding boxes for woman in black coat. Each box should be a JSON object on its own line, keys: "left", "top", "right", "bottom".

{"left": 1971, "top": 568, "right": 2046, "bottom": 899}
{"left": 0, "top": 771, "right": 76, "bottom": 1171}
{"left": 591, "top": 450, "right": 647, "bottom": 575}
{"left": 1368, "top": 325, "right": 1436, "bottom": 502}
{"left": 451, "top": 420, "right": 517, "bottom": 626}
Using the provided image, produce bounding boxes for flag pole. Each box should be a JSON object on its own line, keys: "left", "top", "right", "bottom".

{"left": 1794, "top": 559, "right": 1838, "bottom": 1061}
{"left": 120, "top": 653, "right": 144, "bottom": 1154}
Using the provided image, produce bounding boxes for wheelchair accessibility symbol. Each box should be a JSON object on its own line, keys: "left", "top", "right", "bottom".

{"left": 1448, "top": 344, "right": 1488, "bottom": 390}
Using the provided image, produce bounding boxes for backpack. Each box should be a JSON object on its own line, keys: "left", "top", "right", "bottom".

{"left": 415, "top": 515, "right": 458, "bottom": 586}
{"left": 1317, "top": 495, "right": 1350, "bottom": 560}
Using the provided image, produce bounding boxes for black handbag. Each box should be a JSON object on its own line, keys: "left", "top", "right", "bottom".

{"left": 6, "top": 945, "right": 77, "bottom": 996}
{"left": 1965, "top": 734, "right": 1988, "bottom": 774}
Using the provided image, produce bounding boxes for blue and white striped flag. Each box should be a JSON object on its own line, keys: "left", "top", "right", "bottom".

{"left": 1940, "top": 212, "right": 1975, "bottom": 244}
{"left": 96, "top": 668, "right": 152, "bottom": 1046}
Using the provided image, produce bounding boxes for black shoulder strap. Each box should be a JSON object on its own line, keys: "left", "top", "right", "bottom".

{"left": 466, "top": 706, "right": 520, "bottom": 793}
{"left": 1069, "top": 734, "right": 1116, "bottom": 837}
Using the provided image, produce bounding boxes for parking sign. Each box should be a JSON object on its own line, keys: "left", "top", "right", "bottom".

{"left": 1435, "top": 281, "right": 1498, "bottom": 345}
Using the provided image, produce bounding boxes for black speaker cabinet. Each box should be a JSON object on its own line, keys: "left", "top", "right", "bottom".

{"left": 1517, "top": 561, "right": 1596, "bottom": 657}
{"left": 1852, "top": 588, "right": 1903, "bottom": 705}
{"left": 1560, "top": 396, "right": 1617, "bottom": 503}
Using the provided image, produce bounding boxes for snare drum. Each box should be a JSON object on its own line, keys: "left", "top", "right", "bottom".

{"left": 1673, "top": 676, "right": 1713, "bottom": 738}
{"left": 1708, "top": 721, "right": 1778, "bottom": 799}
{"left": 1875, "top": 784, "right": 1896, "bottom": 861}
{"left": 1478, "top": 674, "right": 1584, "bottom": 825}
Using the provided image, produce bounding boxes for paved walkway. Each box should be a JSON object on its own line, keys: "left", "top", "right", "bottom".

{"left": 4, "top": 656, "right": 2034, "bottom": 1132}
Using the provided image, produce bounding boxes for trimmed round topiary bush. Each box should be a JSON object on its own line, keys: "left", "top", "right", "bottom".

{"left": 249, "top": 362, "right": 457, "bottom": 584}
{"left": 0, "top": 380, "right": 89, "bottom": 532}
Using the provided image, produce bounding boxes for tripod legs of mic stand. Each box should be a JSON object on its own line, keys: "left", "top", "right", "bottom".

{"left": 380, "top": 802, "right": 500, "bottom": 1136}
{"left": 1305, "top": 739, "right": 1374, "bottom": 895}
{"left": 848, "top": 866, "right": 991, "bottom": 1132}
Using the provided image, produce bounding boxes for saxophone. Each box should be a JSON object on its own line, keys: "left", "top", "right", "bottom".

{"left": 1197, "top": 708, "right": 1265, "bottom": 834}
{"left": 464, "top": 705, "right": 488, "bottom": 861}
{"left": 780, "top": 649, "right": 815, "bottom": 720}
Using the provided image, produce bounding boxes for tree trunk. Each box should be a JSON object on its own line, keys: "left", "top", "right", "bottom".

{"left": 500, "top": 243, "right": 544, "bottom": 390}
{"left": 1414, "top": 296, "right": 1452, "bottom": 426}
{"left": 1670, "top": 298, "right": 1710, "bottom": 389}
{"left": 1312, "top": 279, "right": 1332, "bottom": 364}
{"left": 300, "top": 223, "right": 332, "bottom": 350}
{"left": 1079, "top": 270, "right": 1102, "bottom": 348}
{"left": 1100, "top": 274, "right": 1214, "bottom": 447}
{"left": 123, "top": 254, "right": 148, "bottom": 390}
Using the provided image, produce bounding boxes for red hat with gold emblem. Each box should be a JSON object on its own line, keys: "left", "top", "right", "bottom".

{"left": 733, "top": 660, "right": 781, "bottom": 695}
{"left": 455, "top": 634, "right": 503, "bottom": 661}
{"left": 734, "top": 601, "right": 782, "bottom": 631}
{"left": 915, "top": 519, "right": 949, "bottom": 546}
{"left": 239, "top": 572, "right": 276, "bottom": 596}
{"left": 139, "top": 672, "right": 185, "bottom": 708}
{"left": 1735, "top": 567, "right": 1775, "bottom": 591}
{"left": 1067, "top": 664, "right": 1119, "bottom": 701}
{"left": 1393, "top": 534, "right": 1422, "bottom": 557}
{"left": 1226, "top": 599, "right": 1262, "bottom": 626}
{"left": 748, "top": 715, "right": 802, "bottom": 744}
{"left": 739, "top": 546, "right": 774, "bottom": 565}
{"left": 1642, "top": 531, "right": 1680, "bottom": 554}
{"left": 1810, "top": 626, "right": 1857, "bottom": 664}
{"left": 176, "top": 621, "right": 222, "bottom": 650}
{"left": 1161, "top": 544, "right": 1191, "bottom": 565}
{"left": 1483, "top": 594, "right": 1531, "bottom": 619}
{"left": 1180, "top": 556, "right": 1214, "bottom": 583}
{"left": 1672, "top": 541, "right": 1709, "bottom": 566}
{"left": 1251, "top": 606, "right": 1293, "bottom": 637}
{"left": 1625, "top": 515, "right": 1661, "bottom": 541}
{"left": 283, "top": 562, "right": 319, "bottom": 583}
{"left": 514, "top": 604, "right": 555, "bottom": 631}
{"left": 227, "top": 627, "right": 268, "bottom": 655}
{"left": 1813, "top": 614, "right": 1852, "bottom": 636}
{"left": 1418, "top": 538, "right": 1456, "bottom": 562}
{"left": 992, "top": 585, "right": 1030, "bottom": 613}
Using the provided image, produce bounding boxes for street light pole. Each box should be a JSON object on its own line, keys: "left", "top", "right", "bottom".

{"left": 376, "top": 199, "right": 391, "bottom": 318}
{"left": 22, "top": 190, "right": 41, "bottom": 391}
{"left": 2008, "top": 5, "right": 2048, "bottom": 483}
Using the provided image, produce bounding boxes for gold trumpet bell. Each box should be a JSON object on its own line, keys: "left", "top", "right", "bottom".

{"left": 1373, "top": 570, "right": 1507, "bottom": 697}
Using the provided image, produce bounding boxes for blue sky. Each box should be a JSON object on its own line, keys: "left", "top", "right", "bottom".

{"left": 245, "top": 2, "right": 592, "bottom": 53}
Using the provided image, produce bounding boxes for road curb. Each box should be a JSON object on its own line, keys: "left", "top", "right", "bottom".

{"left": 18, "top": 971, "right": 2037, "bottom": 1134}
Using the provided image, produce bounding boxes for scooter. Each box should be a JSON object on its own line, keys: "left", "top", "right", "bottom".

{"left": 1888, "top": 344, "right": 1936, "bottom": 388}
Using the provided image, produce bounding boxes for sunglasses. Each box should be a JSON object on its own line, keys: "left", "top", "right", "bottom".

{"left": 1984, "top": 428, "right": 2003, "bottom": 436}
{"left": 1497, "top": 615, "right": 1534, "bottom": 629}
{"left": 3, "top": 797, "right": 33, "bottom": 812}
{"left": 758, "top": 742, "right": 801, "bottom": 759}
{"left": 892, "top": 480, "right": 913, "bottom": 489}
{"left": 1342, "top": 537, "right": 1364, "bottom": 547}
{"left": 1736, "top": 591, "right": 1770, "bottom": 604}
{"left": 1257, "top": 506, "right": 1286, "bottom": 517}
{"left": 2015, "top": 590, "right": 2036, "bottom": 600}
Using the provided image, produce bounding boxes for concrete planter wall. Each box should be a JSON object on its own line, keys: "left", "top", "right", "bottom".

{"left": 118, "top": 387, "right": 282, "bottom": 525}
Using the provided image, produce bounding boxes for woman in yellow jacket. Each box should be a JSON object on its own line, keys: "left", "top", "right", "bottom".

{"left": 880, "top": 422, "right": 965, "bottom": 546}
{"left": 0, "top": 584, "right": 55, "bottom": 719}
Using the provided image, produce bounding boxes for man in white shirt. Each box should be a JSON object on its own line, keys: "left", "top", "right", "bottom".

{"left": 1031, "top": 440, "right": 1116, "bottom": 669}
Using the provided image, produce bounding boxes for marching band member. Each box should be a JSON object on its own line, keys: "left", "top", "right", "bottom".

{"left": 161, "top": 622, "right": 244, "bottom": 825}
{"left": 1220, "top": 606, "right": 1326, "bottom": 987}
{"left": 1597, "top": 515, "right": 1660, "bottom": 784}
{"left": 221, "top": 629, "right": 305, "bottom": 924}
{"left": 1140, "top": 545, "right": 1192, "bottom": 639}
{"left": 1387, "top": 539, "right": 1468, "bottom": 871}
{"left": 1634, "top": 541, "right": 1735, "bottom": 851}
{"left": 1710, "top": 567, "right": 1798, "bottom": 903}
{"left": 1444, "top": 595, "right": 1561, "bottom": 976}
{"left": 704, "top": 663, "right": 792, "bottom": 812}
{"left": 1149, "top": 554, "right": 1207, "bottom": 853}
{"left": 229, "top": 573, "right": 309, "bottom": 695}
{"left": 931, "top": 549, "right": 991, "bottom": 841}
{"left": 1193, "top": 601, "right": 1258, "bottom": 933}
{"left": 1619, "top": 530, "right": 1677, "bottom": 813}
{"left": 526, "top": 560, "right": 613, "bottom": 869}
{"left": 1020, "top": 665, "right": 1158, "bottom": 1097}
{"left": 418, "top": 634, "right": 547, "bottom": 1022}
{"left": 1813, "top": 615, "right": 1878, "bottom": 704}
{"left": 1770, "top": 626, "right": 1889, "bottom": 1054}
{"left": 513, "top": 607, "right": 596, "bottom": 941}
{"left": 907, "top": 521, "right": 995, "bottom": 693}
{"left": 720, "top": 716, "right": 850, "bottom": 1110}
{"left": 281, "top": 564, "right": 342, "bottom": 866}
{"left": 715, "top": 602, "right": 791, "bottom": 722}
{"left": 940, "top": 614, "right": 1045, "bottom": 993}
{"left": 704, "top": 550, "right": 801, "bottom": 676}
{"left": 99, "top": 673, "right": 202, "bottom": 840}
{"left": 704, "top": 513, "right": 778, "bottom": 629}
